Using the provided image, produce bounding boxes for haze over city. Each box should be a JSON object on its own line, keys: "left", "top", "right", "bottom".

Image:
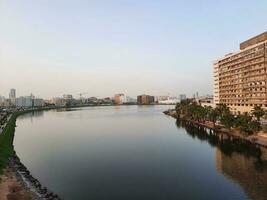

{"left": 2, "top": 0, "right": 267, "bottom": 200}
{"left": 1, "top": 0, "right": 267, "bottom": 98}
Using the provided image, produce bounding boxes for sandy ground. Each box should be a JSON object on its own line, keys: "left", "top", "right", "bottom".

{"left": 0, "top": 168, "right": 32, "bottom": 200}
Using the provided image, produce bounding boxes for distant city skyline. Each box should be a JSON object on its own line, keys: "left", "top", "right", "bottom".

{"left": 1, "top": 0, "right": 267, "bottom": 98}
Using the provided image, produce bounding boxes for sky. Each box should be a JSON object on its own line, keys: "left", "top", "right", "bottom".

{"left": 1, "top": 0, "right": 267, "bottom": 99}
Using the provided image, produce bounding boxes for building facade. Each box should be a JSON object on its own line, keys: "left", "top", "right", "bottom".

{"left": 114, "top": 94, "right": 126, "bottom": 104}
{"left": 9, "top": 88, "right": 16, "bottom": 99}
{"left": 213, "top": 32, "right": 267, "bottom": 113}
{"left": 137, "top": 95, "right": 154, "bottom": 104}
{"left": 16, "top": 96, "right": 33, "bottom": 108}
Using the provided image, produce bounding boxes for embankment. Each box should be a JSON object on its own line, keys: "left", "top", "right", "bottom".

{"left": 0, "top": 108, "right": 62, "bottom": 199}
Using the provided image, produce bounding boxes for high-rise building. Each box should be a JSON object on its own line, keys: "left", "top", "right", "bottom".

{"left": 213, "top": 32, "right": 267, "bottom": 113}
{"left": 9, "top": 88, "right": 16, "bottom": 99}
{"left": 137, "top": 94, "right": 154, "bottom": 104}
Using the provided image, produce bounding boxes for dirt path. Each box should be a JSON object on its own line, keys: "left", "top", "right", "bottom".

{"left": 0, "top": 168, "right": 33, "bottom": 200}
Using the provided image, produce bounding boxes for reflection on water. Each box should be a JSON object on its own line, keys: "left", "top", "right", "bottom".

{"left": 17, "top": 111, "right": 45, "bottom": 124}
{"left": 13, "top": 106, "right": 266, "bottom": 200}
{"left": 176, "top": 119, "right": 267, "bottom": 200}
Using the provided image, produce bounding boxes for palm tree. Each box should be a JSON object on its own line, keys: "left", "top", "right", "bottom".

{"left": 235, "top": 113, "right": 254, "bottom": 135}
{"left": 220, "top": 112, "right": 234, "bottom": 129}
{"left": 208, "top": 108, "right": 219, "bottom": 127}
{"left": 251, "top": 106, "right": 265, "bottom": 122}
{"left": 216, "top": 104, "right": 230, "bottom": 116}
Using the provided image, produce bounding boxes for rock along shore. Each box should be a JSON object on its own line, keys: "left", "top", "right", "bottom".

{"left": 7, "top": 154, "right": 61, "bottom": 200}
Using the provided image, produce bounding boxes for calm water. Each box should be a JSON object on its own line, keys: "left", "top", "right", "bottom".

{"left": 13, "top": 105, "right": 267, "bottom": 200}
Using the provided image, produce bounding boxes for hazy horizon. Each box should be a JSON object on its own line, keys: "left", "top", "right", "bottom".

{"left": 1, "top": 0, "right": 267, "bottom": 99}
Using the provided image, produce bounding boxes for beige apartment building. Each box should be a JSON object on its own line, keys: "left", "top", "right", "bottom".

{"left": 213, "top": 32, "right": 267, "bottom": 114}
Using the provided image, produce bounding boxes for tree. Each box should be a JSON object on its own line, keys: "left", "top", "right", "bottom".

{"left": 250, "top": 120, "right": 262, "bottom": 134}
{"left": 220, "top": 112, "right": 234, "bottom": 129}
{"left": 235, "top": 113, "right": 255, "bottom": 135}
{"left": 175, "top": 103, "right": 181, "bottom": 116}
{"left": 208, "top": 108, "right": 219, "bottom": 127}
{"left": 216, "top": 104, "right": 230, "bottom": 116}
{"left": 251, "top": 106, "right": 265, "bottom": 121}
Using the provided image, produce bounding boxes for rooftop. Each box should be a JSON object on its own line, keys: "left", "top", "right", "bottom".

{"left": 240, "top": 31, "right": 267, "bottom": 50}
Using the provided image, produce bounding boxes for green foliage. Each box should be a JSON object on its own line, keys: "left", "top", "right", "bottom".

{"left": 220, "top": 112, "right": 234, "bottom": 129}
{"left": 0, "top": 109, "right": 42, "bottom": 174}
{"left": 175, "top": 102, "right": 264, "bottom": 136}
{"left": 251, "top": 106, "right": 265, "bottom": 121}
{"left": 0, "top": 113, "right": 17, "bottom": 173}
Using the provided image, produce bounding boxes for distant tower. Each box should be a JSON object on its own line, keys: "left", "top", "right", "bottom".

{"left": 9, "top": 88, "right": 16, "bottom": 99}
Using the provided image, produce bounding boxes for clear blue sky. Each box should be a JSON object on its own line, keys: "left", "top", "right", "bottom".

{"left": 1, "top": 0, "right": 267, "bottom": 99}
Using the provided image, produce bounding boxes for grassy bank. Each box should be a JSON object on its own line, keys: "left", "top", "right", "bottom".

{"left": 0, "top": 111, "right": 21, "bottom": 174}
{"left": 0, "top": 108, "right": 56, "bottom": 174}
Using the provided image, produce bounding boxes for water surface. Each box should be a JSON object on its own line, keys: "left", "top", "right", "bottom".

{"left": 13, "top": 105, "right": 267, "bottom": 200}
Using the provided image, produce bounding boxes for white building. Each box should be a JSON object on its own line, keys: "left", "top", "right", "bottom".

{"left": 16, "top": 96, "right": 33, "bottom": 108}
{"left": 126, "top": 96, "right": 137, "bottom": 103}
{"left": 50, "top": 97, "right": 65, "bottom": 106}
{"left": 158, "top": 97, "right": 180, "bottom": 104}
{"left": 155, "top": 96, "right": 169, "bottom": 102}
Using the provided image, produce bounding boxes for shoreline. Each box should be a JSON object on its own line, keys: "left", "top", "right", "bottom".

{"left": 1, "top": 104, "right": 167, "bottom": 199}
{"left": 8, "top": 154, "right": 61, "bottom": 200}
{"left": 163, "top": 109, "right": 267, "bottom": 149}
{"left": 0, "top": 106, "right": 69, "bottom": 200}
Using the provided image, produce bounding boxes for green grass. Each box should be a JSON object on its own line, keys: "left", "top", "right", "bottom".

{"left": 0, "top": 109, "right": 49, "bottom": 174}
{"left": 0, "top": 112, "right": 19, "bottom": 174}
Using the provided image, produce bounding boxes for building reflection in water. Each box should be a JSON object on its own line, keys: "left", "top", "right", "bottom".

{"left": 176, "top": 119, "right": 267, "bottom": 200}
{"left": 18, "top": 111, "right": 45, "bottom": 123}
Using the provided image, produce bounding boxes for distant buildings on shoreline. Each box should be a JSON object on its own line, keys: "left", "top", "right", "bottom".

{"left": 0, "top": 88, "right": 190, "bottom": 109}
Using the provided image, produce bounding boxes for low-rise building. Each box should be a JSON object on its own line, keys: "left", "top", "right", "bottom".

{"left": 158, "top": 97, "right": 180, "bottom": 104}
{"left": 50, "top": 97, "right": 66, "bottom": 106}
{"left": 137, "top": 95, "right": 154, "bottom": 104}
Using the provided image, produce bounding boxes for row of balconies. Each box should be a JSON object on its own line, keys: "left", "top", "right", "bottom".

{"left": 218, "top": 59, "right": 265, "bottom": 77}
{"left": 218, "top": 45, "right": 264, "bottom": 65}
{"left": 219, "top": 80, "right": 266, "bottom": 87}
{"left": 220, "top": 94, "right": 266, "bottom": 98}
{"left": 220, "top": 54, "right": 264, "bottom": 68}
{"left": 219, "top": 73, "right": 266, "bottom": 83}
